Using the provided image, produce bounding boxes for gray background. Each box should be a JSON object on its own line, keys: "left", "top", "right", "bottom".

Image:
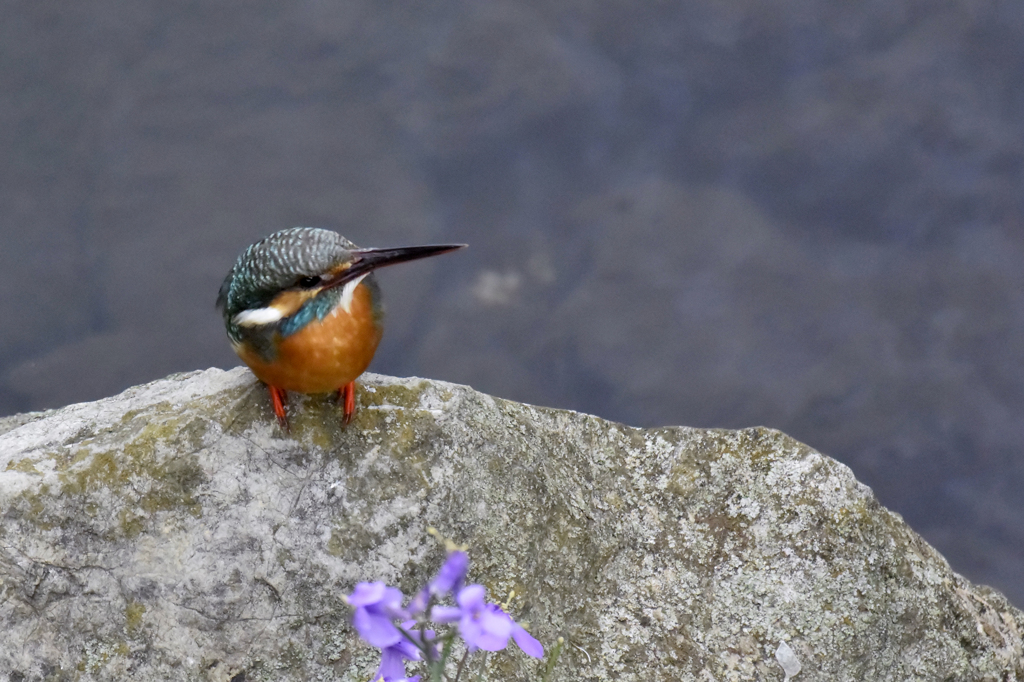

{"left": 2, "top": 1, "right": 1022, "bottom": 606}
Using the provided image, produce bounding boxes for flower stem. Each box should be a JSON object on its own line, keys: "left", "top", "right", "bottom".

{"left": 540, "top": 637, "right": 565, "bottom": 682}
{"left": 433, "top": 633, "right": 455, "bottom": 681}
{"left": 451, "top": 649, "right": 471, "bottom": 682}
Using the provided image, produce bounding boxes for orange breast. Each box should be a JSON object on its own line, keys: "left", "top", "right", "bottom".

{"left": 235, "top": 283, "right": 383, "bottom": 394}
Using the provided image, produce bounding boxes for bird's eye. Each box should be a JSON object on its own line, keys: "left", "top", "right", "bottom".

{"left": 297, "top": 275, "right": 322, "bottom": 288}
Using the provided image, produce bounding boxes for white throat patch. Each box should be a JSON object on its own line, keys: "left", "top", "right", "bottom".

{"left": 338, "top": 273, "right": 369, "bottom": 314}
{"left": 232, "top": 306, "right": 285, "bottom": 327}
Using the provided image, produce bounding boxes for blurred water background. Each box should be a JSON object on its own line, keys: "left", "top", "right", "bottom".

{"left": 2, "top": 1, "right": 1022, "bottom": 605}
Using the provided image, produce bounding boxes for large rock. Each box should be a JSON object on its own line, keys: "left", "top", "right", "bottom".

{"left": 1, "top": 368, "right": 1021, "bottom": 681}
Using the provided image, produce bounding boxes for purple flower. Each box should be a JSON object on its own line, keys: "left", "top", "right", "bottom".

{"left": 373, "top": 645, "right": 420, "bottom": 682}
{"left": 432, "top": 584, "right": 544, "bottom": 658}
{"left": 372, "top": 620, "right": 435, "bottom": 682}
{"left": 430, "top": 550, "right": 469, "bottom": 596}
{"left": 347, "top": 582, "right": 408, "bottom": 648}
{"left": 408, "top": 550, "right": 470, "bottom": 615}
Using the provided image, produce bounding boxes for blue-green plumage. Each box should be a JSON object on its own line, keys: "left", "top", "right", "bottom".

{"left": 219, "top": 229, "right": 354, "bottom": 333}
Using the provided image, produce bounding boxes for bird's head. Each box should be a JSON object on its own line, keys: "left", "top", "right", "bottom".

{"left": 217, "top": 227, "right": 465, "bottom": 355}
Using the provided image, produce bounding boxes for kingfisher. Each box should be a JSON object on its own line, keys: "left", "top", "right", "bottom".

{"left": 217, "top": 227, "right": 465, "bottom": 429}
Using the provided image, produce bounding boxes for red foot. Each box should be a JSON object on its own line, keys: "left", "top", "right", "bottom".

{"left": 268, "top": 385, "right": 289, "bottom": 431}
{"left": 339, "top": 381, "right": 356, "bottom": 425}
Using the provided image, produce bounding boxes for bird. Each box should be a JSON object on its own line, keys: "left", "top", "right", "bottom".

{"left": 217, "top": 227, "right": 466, "bottom": 429}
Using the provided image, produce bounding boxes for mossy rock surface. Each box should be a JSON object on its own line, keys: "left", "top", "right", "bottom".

{"left": 1, "top": 367, "right": 1021, "bottom": 681}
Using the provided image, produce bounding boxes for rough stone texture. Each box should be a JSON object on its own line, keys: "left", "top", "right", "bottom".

{"left": 1, "top": 368, "right": 1022, "bottom": 681}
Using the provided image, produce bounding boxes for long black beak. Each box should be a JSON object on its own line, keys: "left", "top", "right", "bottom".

{"left": 324, "top": 243, "right": 467, "bottom": 289}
